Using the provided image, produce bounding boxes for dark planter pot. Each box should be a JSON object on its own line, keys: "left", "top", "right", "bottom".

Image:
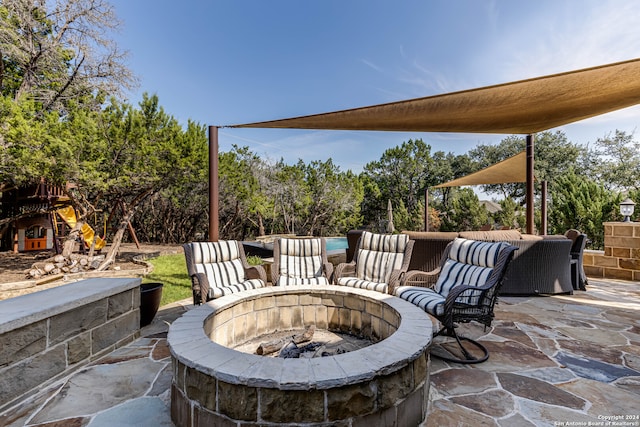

{"left": 140, "top": 282, "right": 163, "bottom": 327}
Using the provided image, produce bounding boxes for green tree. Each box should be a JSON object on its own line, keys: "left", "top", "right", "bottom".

{"left": 66, "top": 94, "right": 206, "bottom": 265}
{"left": 265, "top": 158, "right": 363, "bottom": 237}
{"left": 0, "top": 0, "right": 136, "bottom": 112}
{"left": 428, "top": 151, "right": 475, "bottom": 229}
{"left": 218, "top": 145, "right": 275, "bottom": 239}
{"left": 134, "top": 119, "right": 209, "bottom": 244}
{"left": 0, "top": 96, "right": 75, "bottom": 194}
{"left": 494, "top": 197, "right": 525, "bottom": 230}
{"left": 439, "top": 188, "right": 489, "bottom": 231}
{"left": 588, "top": 130, "right": 640, "bottom": 191}
{"left": 469, "top": 131, "right": 581, "bottom": 201}
{"left": 271, "top": 160, "right": 310, "bottom": 235}
{"left": 548, "top": 169, "right": 621, "bottom": 249}
{"left": 301, "top": 159, "right": 363, "bottom": 236}
{"left": 362, "top": 139, "right": 436, "bottom": 231}
{"left": 0, "top": 95, "right": 76, "bottom": 245}
{"left": 0, "top": 93, "right": 180, "bottom": 253}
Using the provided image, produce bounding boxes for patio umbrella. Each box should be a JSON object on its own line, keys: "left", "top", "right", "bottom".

{"left": 386, "top": 199, "right": 395, "bottom": 233}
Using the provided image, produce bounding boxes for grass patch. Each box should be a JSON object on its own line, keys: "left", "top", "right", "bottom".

{"left": 143, "top": 253, "right": 192, "bottom": 306}
{"left": 246, "top": 255, "right": 264, "bottom": 265}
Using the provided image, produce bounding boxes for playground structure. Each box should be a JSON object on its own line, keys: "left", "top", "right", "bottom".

{"left": 55, "top": 206, "right": 106, "bottom": 251}
{"left": 0, "top": 182, "right": 70, "bottom": 252}
{"left": 0, "top": 181, "right": 143, "bottom": 253}
{"left": 1, "top": 180, "right": 143, "bottom": 253}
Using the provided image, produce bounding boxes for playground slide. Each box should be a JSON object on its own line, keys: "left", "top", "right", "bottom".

{"left": 57, "top": 206, "right": 106, "bottom": 250}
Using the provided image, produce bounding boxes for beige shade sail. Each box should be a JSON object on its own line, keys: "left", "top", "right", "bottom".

{"left": 211, "top": 58, "right": 640, "bottom": 237}
{"left": 434, "top": 151, "right": 527, "bottom": 188}
{"left": 227, "top": 58, "right": 640, "bottom": 134}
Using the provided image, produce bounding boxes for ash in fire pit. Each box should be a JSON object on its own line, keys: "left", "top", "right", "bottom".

{"left": 234, "top": 324, "right": 374, "bottom": 358}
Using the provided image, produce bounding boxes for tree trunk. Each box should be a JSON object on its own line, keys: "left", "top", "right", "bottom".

{"left": 98, "top": 191, "right": 153, "bottom": 270}
{"left": 98, "top": 224, "right": 125, "bottom": 271}
{"left": 62, "top": 225, "right": 82, "bottom": 258}
{"left": 87, "top": 236, "right": 96, "bottom": 257}
{"left": 258, "top": 212, "right": 265, "bottom": 237}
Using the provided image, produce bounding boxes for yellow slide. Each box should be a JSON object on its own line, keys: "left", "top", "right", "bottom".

{"left": 57, "top": 206, "right": 106, "bottom": 250}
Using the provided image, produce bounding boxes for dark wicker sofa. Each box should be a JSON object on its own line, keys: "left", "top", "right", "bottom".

{"left": 402, "top": 230, "right": 573, "bottom": 295}
{"left": 402, "top": 231, "right": 459, "bottom": 273}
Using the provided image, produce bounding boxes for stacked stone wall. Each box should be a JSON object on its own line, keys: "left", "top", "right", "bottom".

{"left": 169, "top": 285, "right": 432, "bottom": 426}
{"left": 0, "top": 278, "right": 141, "bottom": 412}
{"left": 583, "top": 222, "right": 640, "bottom": 281}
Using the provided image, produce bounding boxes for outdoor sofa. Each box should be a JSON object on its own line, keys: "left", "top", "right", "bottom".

{"left": 401, "top": 229, "right": 573, "bottom": 295}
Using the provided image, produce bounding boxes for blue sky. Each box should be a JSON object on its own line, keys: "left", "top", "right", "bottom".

{"left": 109, "top": 0, "right": 640, "bottom": 173}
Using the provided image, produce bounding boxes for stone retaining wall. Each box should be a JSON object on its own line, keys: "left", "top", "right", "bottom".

{"left": 583, "top": 222, "right": 640, "bottom": 281}
{"left": 0, "top": 278, "right": 141, "bottom": 412}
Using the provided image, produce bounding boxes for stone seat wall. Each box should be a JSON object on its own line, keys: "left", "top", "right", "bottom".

{"left": 0, "top": 278, "right": 141, "bottom": 412}
{"left": 583, "top": 222, "right": 640, "bottom": 281}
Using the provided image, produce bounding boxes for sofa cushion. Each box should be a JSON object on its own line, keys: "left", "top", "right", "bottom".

{"left": 520, "top": 234, "right": 544, "bottom": 240}
{"left": 402, "top": 231, "right": 460, "bottom": 240}
{"left": 459, "top": 230, "right": 523, "bottom": 241}
{"left": 540, "top": 234, "right": 569, "bottom": 240}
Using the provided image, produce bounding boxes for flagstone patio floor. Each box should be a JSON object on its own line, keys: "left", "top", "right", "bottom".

{"left": 1, "top": 278, "right": 639, "bottom": 427}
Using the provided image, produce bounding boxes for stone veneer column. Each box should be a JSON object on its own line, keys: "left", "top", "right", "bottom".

{"left": 583, "top": 222, "right": 640, "bottom": 281}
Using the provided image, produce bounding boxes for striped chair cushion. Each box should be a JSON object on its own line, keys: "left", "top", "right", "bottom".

{"left": 188, "top": 241, "right": 246, "bottom": 287}
{"left": 359, "top": 231, "right": 408, "bottom": 253}
{"left": 188, "top": 240, "right": 242, "bottom": 263}
{"left": 277, "top": 276, "right": 330, "bottom": 286}
{"left": 394, "top": 286, "right": 446, "bottom": 317}
{"left": 336, "top": 277, "right": 389, "bottom": 294}
{"left": 447, "top": 237, "right": 504, "bottom": 268}
{"left": 356, "top": 232, "right": 408, "bottom": 283}
{"left": 278, "top": 238, "right": 324, "bottom": 279}
{"left": 434, "top": 238, "right": 507, "bottom": 305}
{"left": 209, "top": 279, "right": 265, "bottom": 298}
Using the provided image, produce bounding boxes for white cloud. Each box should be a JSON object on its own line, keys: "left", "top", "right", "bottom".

{"left": 360, "top": 59, "right": 384, "bottom": 74}
{"left": 491, "top": 1, "right": 640, "bottom": 80}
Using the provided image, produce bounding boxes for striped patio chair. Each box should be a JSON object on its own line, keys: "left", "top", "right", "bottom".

{"left": 272, "top": 237, "right": 333, "bottom": 286}
{"left": 334, "top": 231, "right": 414, "bottom": 294}
{"left": 183, "top": 241, "right": 267, "bottom": 305}
{"left": 396, "top": 238, "right": 517, "bottom": 363}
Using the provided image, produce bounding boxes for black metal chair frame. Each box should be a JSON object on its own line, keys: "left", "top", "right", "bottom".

{"left": 403, "top": 241, "right": 518, "bottom": 364}
{"left": 568, "top": 232, "right": 589, "bottom": 290}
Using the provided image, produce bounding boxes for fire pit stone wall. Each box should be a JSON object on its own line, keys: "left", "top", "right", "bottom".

{"left": 169, "top": 285, "right": 433, "bottom": 426}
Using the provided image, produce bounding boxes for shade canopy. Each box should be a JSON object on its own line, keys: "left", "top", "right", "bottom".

{"left": 228, "top": 58, "right": 640, "bottom": 134}
{"left": 212, "top": 58, "right": 640, "bottom": 238}
{"left": 434, "top": 151, "right": 527, "bottom": 188}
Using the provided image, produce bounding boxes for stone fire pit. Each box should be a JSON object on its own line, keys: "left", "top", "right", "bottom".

{"left": 168, "top": 285, "right": 432, "bottom": 426}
